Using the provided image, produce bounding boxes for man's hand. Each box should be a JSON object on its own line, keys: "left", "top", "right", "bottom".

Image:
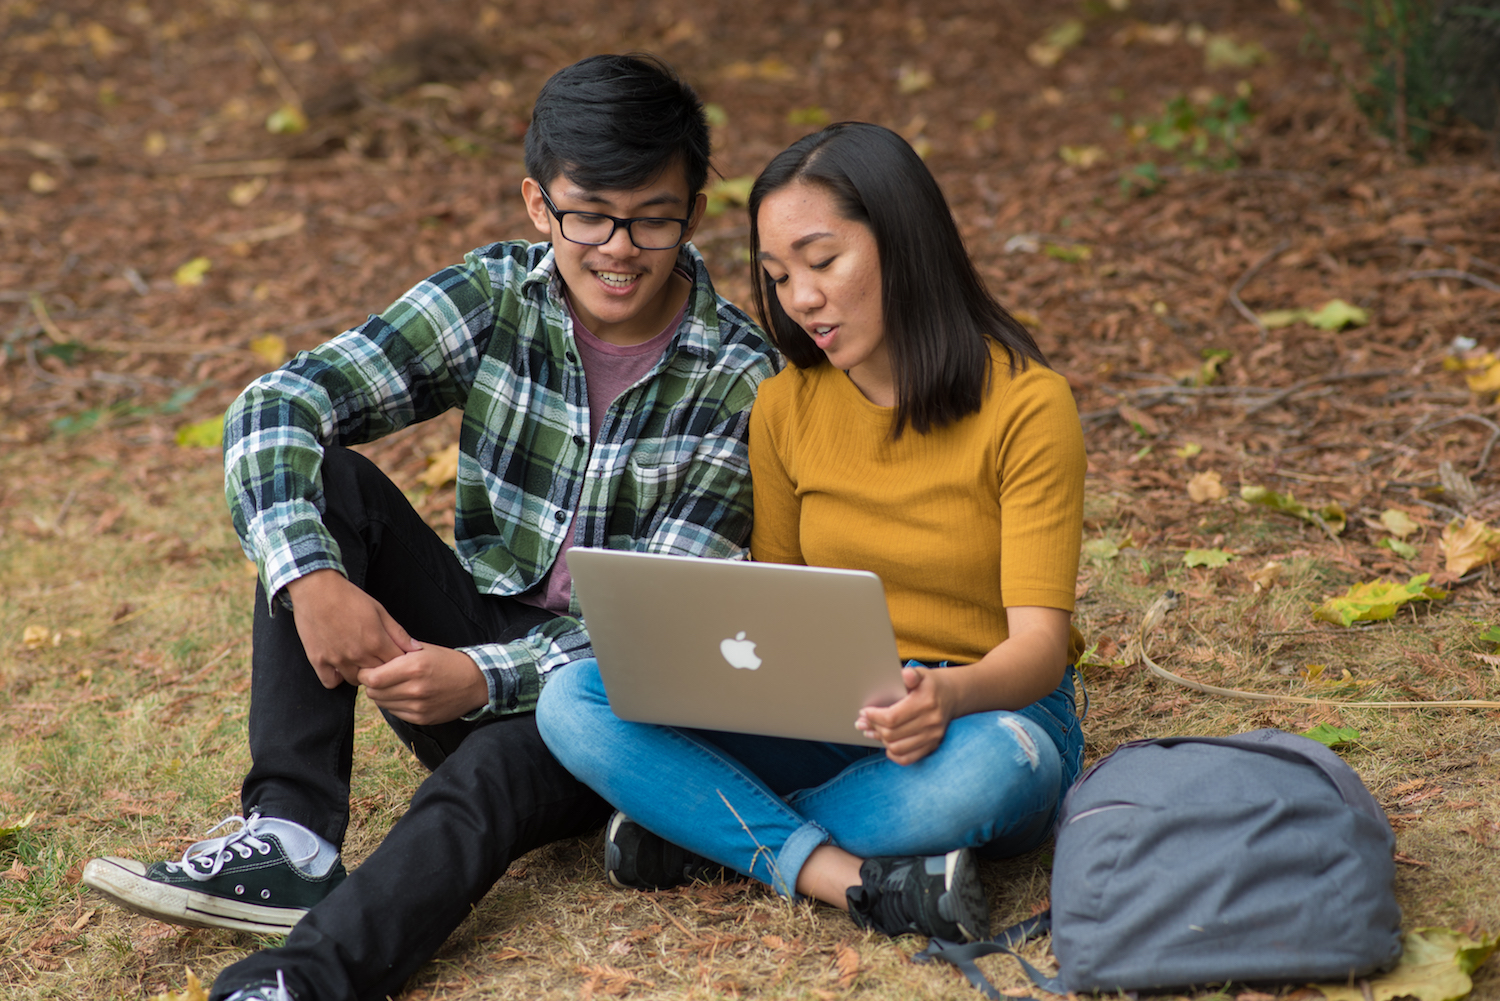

{"left": 285, "top": 569, "right": 417, "bottom": 689}
{"left": 357, "top": 644, "right": 489, "bottom": 726}
{"left": 855, "top": 666, "right": 957, "bottom": 766}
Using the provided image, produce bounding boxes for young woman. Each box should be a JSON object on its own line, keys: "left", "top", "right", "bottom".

{"left": 537, "top": 122, "right": 1086, "bottom": 942}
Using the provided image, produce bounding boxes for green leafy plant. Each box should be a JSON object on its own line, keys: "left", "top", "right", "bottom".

{"left": 1301, "top": 0, "right": 1462, "bottom": 155}
{"left": 1118, "top": 90, "right": 1253, "bottom": 193}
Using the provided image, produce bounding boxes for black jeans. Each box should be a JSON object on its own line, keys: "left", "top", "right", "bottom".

{"left": 211, "top": 447, "right": 609, "bottom": 1001}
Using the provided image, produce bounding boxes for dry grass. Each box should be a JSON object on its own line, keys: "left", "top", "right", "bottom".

{"left": 3, "top": 431, "right": 1499, "bottom": 1001}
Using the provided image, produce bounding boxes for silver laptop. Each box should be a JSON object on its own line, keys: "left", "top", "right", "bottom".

{"left": 566, "top": 548, "right": 906, "bottom": 745}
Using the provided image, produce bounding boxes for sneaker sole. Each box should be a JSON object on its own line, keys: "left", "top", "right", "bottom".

{"left": 604, "top": 811, "right": 631, "bottom": 890}
{"left": 938, "top": 849, "right": 990, "bottom": 942}
{"left": 82, "top": 856, "right": 307, "bottom": 935}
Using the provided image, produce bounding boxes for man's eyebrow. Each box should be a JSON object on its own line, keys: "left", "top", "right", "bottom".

{"left": 565, "top": 188, "right": 686, "bottom": 210}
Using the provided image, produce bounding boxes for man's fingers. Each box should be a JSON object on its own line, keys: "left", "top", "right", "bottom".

{"left": 377, "top": 605, "right": 419, "bottom": 654}
{"left": 311, "top": 661, "right": 345, "bottom": 690}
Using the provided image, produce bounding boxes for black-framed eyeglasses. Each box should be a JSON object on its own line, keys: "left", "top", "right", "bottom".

{"left": 538, "top": 185, "right": 690, "bottom": 251}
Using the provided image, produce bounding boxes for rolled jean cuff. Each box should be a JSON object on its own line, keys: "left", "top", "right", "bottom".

{"left": 771, "top": 820, "right": 831, "bottom": 899}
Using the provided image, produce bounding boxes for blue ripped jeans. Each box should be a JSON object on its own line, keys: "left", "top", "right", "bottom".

{"left": 536, "top": 661, "right": 1084, "bottom": 898}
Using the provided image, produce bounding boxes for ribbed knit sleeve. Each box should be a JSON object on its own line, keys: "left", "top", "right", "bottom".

{"left": 747, "top": 346, "right": 1085, "bottom": 665}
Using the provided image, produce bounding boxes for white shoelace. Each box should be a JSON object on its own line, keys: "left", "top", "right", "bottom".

{"left": 165, "top": 811, "right": 275, "bottom": 883}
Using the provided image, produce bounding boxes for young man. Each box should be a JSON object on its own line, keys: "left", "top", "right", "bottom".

{"left": 82, "top": 54, "right": 777, "bottom": 1001}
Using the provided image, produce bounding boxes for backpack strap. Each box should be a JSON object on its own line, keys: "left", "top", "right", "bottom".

{"left": 914, "top": 912, "right": 1069, "bottom": 999}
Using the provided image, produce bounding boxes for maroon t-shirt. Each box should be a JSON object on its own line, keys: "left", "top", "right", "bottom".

{"left": 516, "top": 277, "right": 689, "bottom": 613}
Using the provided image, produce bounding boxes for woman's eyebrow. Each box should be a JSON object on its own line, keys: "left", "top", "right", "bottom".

{"left": 757, "top": 232, "right": 834, "bottom": 261}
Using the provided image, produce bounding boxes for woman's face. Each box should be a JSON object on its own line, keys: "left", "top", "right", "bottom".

{"left": 756, "top": 182, "right": 893, "bottom": 404}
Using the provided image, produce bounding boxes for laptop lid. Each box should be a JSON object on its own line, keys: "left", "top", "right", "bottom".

{"left": 566, "top": 548, "right": 906, "bottom": 745}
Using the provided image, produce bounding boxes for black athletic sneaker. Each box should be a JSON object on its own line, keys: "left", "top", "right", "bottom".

{"left": 603, "top": 811, "right": 725, "bottom": 890}
{"left": 221, "top": 971, "right": 294, "bottom": 1001}
{"left": 846, "top": 848, "right": 990, "bottom": 942}
{"left": 82, "top": 812, "right": 345, "bottom": 934}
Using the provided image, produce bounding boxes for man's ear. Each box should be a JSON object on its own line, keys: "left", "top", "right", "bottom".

{"left": 521, "top": 178, "right": 553, "bottom": 239}
{"left": 682, "top": 191, "right": 709, "bottom": 243}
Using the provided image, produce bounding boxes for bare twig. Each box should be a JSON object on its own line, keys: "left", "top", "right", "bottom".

{"left": 1242, "top": 368, "right": 1405, "bottom": 416}
{"left": 241, "top": 31, "right": 303, "bottom": 112}
{"left": 1403, "top": 269, "right": 1500, "bottom": 294}
{"left": 28, "top": 293, "right": 69, "bottom": 344}
{"left": 1398, "top": 236, "right": 1500, "bottom": 277}
{"left": 1380, "top": 413, "right": 1500, "bottom": 480}
{"left": 1135, "top": 595, "right": 1500, "bottom": 709}
{"left": 1228, "top": 240, "right": 1290, "bottom": 342}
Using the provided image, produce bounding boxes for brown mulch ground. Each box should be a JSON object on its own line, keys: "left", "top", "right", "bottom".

{"left": 4, "top": 0, "right": 1498, "bottom": 531}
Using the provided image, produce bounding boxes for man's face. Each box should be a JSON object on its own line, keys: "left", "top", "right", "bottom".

{"left": 523, "top": 162, "right": 705, "bottom": 345}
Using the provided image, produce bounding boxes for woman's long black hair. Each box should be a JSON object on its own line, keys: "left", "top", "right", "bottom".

{"left": 748, "top": 122, "right": 1047, "bottom": 438}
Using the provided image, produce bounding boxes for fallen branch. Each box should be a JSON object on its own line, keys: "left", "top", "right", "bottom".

{"left": 1131, "top": 591, "right": 1500, "bottom": 710}
{"left": 1242, "top": 368, "right": 1406, "bottom": 416}
{"left": 242, "top": 30, "right": 304, "bottom": 113}
{"left": 1228, "top": 240, "right": 1289, "bottom": 342}
{"left": 1403, "top": 269, "right": 1500, "bottom": 294}
{"left": 1398, "top": 236, "right": 1500, "bottom": 277}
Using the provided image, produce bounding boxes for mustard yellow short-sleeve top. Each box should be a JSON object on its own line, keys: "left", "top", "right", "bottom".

{"left": 748, "top": 343, "right": 1086, "bottom": 666}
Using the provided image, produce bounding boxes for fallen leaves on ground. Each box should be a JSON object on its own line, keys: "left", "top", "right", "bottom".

{"left": 418, "top": 443, "right": 461, "bottom": 490}
{"left": 1187, "top": 469, "right": 1226, "bottom": 503}
{"left": 0, "top": 811, "right": 37, "bottom": 840}
{"left": 1027, "top": 18, "right": 1085, "bottom": 67}
{"left": 1441, "top": 518, "right": 1500, "bottom": 576}
{"left": 1382, "top": 509, "right": 1421, "bottom": 539}
{"left": 1242, "top": 485, "right": 1347, "bottom": 536}
{"left": 1259, "top": 298, "right": 1369, "bottom": 331}
{"left": 1312, "top": 927, "right": 1496, "bottom": 1001}
{"left": 1184, "top": 548, "right": 1234, "bottom": 568}
{"left": 175, "top": 414, "right": 225, "bottom": 449}
{"left": 1301, "top": 724, "right": 1360, "bottom": 748}
{"left": 249, "top": 334, "right": 288, "bottom": 367}
{"left": 150, "top": 970, "right": 209, "bottom": 1001}
{"left": 1247, "top": 561, "right": 1283, "bottom": 592}
{"left": 833, "top": 942, "right": 860, "bottom": 988}
{"left": 1313, "top": 574, "right": 1449, "bottom": 627}
{"left": 172, "top": 257, "right": 212, "bottom": 287}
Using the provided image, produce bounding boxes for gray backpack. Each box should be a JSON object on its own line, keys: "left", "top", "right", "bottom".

{"left": 918, "top": 730, "right": 1403, "bottom": 995}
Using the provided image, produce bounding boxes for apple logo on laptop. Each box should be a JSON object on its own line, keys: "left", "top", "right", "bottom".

{"left": 720, "top": 631, "right": 761, "bottom": 670}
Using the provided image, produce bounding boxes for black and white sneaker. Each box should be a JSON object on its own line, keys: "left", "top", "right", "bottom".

{"left": 83, "top": 812, "right": 345, "bottom": 934}
{"left": 603, "top": 811, "right": 725, "bottom": 891}
{"left": 222, "top": 971, "right": 294, "bottom": 1001}
{"left": 846, "top": 848, "right": 989, "bottom": 942}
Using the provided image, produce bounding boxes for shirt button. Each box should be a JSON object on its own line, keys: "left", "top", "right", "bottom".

{"left": 565, "top": 351, "right": 577, "bottom": 363}
{"left": 573, "top": 434, "right": 585, "bottom": 447}
{"left": 554, "top": 511, "right": 567, "bottom": 523}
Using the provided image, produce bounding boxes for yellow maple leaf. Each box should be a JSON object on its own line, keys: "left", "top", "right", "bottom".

{"left": 418, "top": 443, "right": 460, "bottom": 490}
{"left": 1313, "top": 574, "right": 1447, "bottom": 627}
{"left": 1441, "top": 517, "right": 1500, "bottom": 575}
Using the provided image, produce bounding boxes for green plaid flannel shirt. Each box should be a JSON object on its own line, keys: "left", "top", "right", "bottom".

{"left": 224, "top": 240, "right": 778, "bottom": 717}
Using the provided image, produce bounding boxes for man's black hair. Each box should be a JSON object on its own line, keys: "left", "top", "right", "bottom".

{"left": 525, "top": 54, "right": 710, "bottom": 197}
